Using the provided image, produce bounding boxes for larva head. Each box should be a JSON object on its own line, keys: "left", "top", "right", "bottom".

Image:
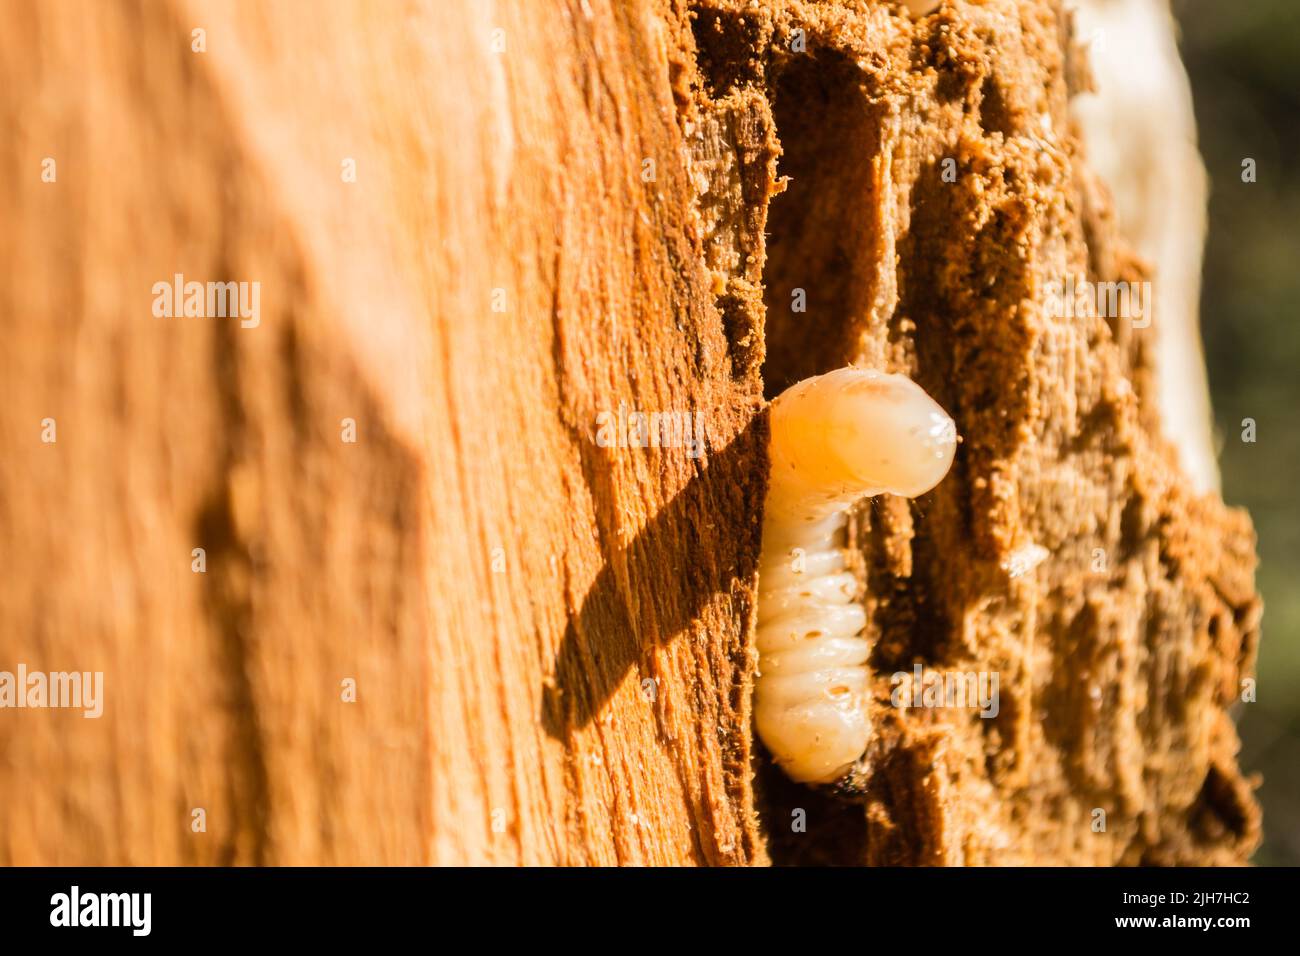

{"left": 769, "top": 367, "right": 957, "bottom": 505}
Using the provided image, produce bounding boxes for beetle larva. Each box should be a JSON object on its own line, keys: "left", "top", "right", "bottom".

{"left": 755, "top": 367, "right": 958, "bottom": 785}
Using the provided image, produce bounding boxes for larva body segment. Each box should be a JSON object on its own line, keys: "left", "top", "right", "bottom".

{"left": 755, "top": 367, "right": 958, "bottom": 784}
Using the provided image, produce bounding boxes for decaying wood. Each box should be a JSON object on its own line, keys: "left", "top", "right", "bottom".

{"left": 0, "top": 0, "right": 1260, "bottom": 865}
{"left": 1071, "top": 0, "right": 1219, "bottom": 494}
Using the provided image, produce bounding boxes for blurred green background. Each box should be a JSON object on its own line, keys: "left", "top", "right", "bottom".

{"left": 1174, "top": 0, "right": 1300, "bottom": 866}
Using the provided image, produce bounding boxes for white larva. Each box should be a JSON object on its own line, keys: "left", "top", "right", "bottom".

{"left": 755, "top": 367, "right": 958, "bottom": 785}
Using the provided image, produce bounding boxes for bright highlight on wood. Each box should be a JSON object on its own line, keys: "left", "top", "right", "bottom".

{"left": 902, "top": 0, "right": 943, "bottom": 17}
{"left": 755, "top": 367, "right": 958, "bottom": 784}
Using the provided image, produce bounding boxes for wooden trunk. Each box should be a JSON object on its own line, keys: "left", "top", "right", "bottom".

{"left": 0, "top": 0, "right": 1260, "bottom": 865}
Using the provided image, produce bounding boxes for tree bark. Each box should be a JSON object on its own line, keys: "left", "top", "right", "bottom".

{"left": 0, "top": 0, "right": 1260, "bottom": 865}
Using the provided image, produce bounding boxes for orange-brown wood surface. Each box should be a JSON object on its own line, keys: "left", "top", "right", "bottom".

{"left": 0, "top": 0, "right": 1260, "bottom": 865}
